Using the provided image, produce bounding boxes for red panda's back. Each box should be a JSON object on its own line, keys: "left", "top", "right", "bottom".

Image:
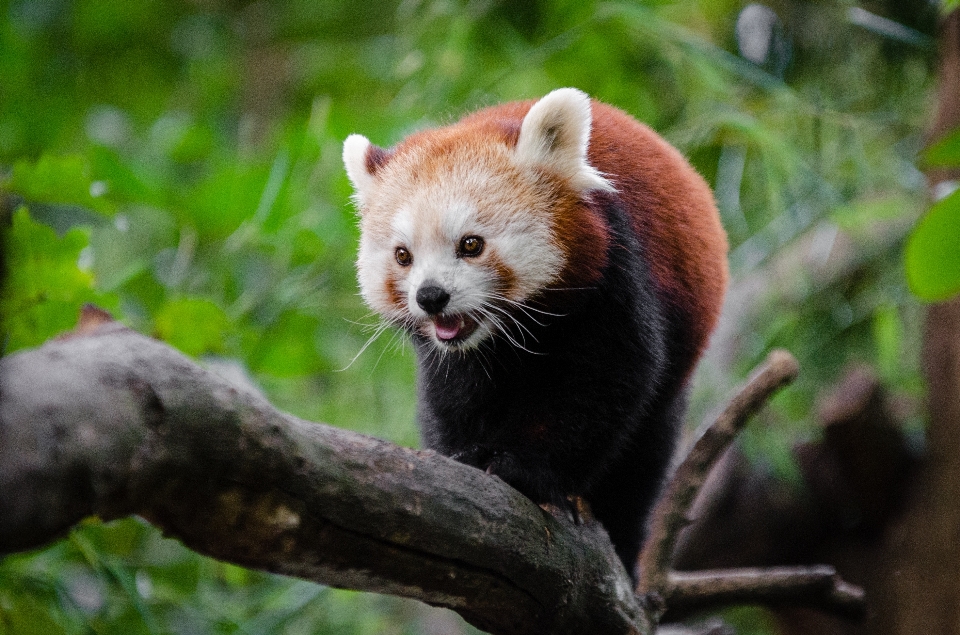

{"left": 589, "top": 102, "right": 728, "bottom": 374}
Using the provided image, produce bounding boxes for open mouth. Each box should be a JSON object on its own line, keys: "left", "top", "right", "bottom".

{"left": 431, "top": 313, "right": 479, "bottom": 344}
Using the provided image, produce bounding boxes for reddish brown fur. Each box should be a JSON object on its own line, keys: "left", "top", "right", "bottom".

{"left": 487, "top": 252, "right": 519, "bottom": 298}
{"left": 365, "top": 145, "right": 392, "bottom": 174}
{"left": 383, "top": 271, "right": 404, "bottom": 308}
{"left": 537, "top": 170, "right": 611, "bottom": 291}
{"left": 458, "top": 100, "right": 727, "bottom": 370}
{"left": 369, "top": 109, "right": 612, "bottom": 290}
{"left": 590, "top": 102, "right": 728, "bottom": 370}
{"left": 366, "top": 98, "right": 728, "bottom": 373}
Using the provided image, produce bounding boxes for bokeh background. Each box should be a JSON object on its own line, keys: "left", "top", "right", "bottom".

{"left": 0, "top": 0, "right": 945, "bottom": 633}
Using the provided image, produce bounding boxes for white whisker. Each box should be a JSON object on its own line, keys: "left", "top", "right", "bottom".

{"left": 486, "top": 302, "right": 539, "bottom": 343}
{"left": 337, "top": 320, "right": 393, "bottom": 372}
{"left": 488, "top": 292, "right": 566, "bottom": 319}
{"left": 474, "top": 305, "right": 541, "bottom": 355}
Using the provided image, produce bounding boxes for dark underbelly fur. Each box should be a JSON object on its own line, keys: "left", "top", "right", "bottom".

{"left": 413, "top": 199, "right": 688, "bottom": 581}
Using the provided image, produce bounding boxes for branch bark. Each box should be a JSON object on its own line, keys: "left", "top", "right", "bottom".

{"left": 0, "top": 309, "right": 869, "bottom": 633}
{"left": 880, "top": 10, "right": 960, "bottom": 632}
{"left": 0, "top": 311, "right": 649, "bottom": 635}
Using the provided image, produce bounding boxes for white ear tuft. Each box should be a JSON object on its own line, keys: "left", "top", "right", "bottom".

{"left": 343, "top": 133, "right": 377, "bottom": 208}
{"left": 514, "top": 88, "right": 614, "bottom": 193}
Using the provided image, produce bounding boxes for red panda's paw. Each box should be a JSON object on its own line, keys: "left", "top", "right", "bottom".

{"left": 537, "top": 500, "right": 581, "bottom": 525}
{"left": 483, "top": 451, "right": 572, "bottom": 512}
{"left": 450, "top": 447, "right": 577, "bottom": 519}
{"left": 538, "top": 501, "right": 571, "bottom": 523}
{"left": 449, "top": 445, "right": 492, "bottom": 469}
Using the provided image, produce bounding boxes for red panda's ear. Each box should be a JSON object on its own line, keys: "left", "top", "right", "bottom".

{"left": 514, "top": 88, "right": 615, "bottom": 194}
{"left": 343, "top": 134, "right": 388, "bottom": 210}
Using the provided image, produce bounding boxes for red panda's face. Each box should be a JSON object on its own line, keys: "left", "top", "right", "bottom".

{"left": 343, "top": 88, "right": 614, "bottom": 352}
{"left": 355, "top": 148, "right": 565, "bottom": 350}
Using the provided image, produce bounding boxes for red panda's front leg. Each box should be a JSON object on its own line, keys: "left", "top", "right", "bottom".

{"left": 482, "top": 449, "right": 571, "bottom": 508}
{"left": 446, "top": 444, "right": 563, "bottom": 501}
{"left": 440, "top": 421, "right": 599, "bottom": 521}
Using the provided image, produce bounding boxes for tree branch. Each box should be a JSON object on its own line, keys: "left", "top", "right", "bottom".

{"left": 1, "top": 309, "right": 869, "bottom": 633}
{"left": 638, "top": 350, "right": 866, "bottom": 621}
{"left": 666, "top": 567, "right": 865, "bottom": 619}
{"left": 639, "top": 350, "right": 800, "bottom": 592}
{"left": 0, "top": 309, "right": 649, "bottom": 635}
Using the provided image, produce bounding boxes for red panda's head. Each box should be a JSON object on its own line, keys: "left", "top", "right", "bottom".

{"left": 342, "top": 88, "right": 615, "bottom": 351}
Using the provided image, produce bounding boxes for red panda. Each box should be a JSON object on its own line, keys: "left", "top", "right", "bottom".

{"left": 342, "top": 88, "right": 728, "bottom": 580}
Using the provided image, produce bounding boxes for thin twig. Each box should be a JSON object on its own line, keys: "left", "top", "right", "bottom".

{"left": 638, "top": 349, "right": 800, "bottom": 598}
{"left": 637, "top": 349, "right": 868, "bottom": 622}
{"left": 665, "top": 567, "right": 866, "bottom": 619}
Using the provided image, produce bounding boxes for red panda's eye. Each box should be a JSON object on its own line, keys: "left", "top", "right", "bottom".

{"left": 395, "top": 247, "right": 412, "bottom": 266}
{"left": 459, "top": 236, "right": 484, "bottom": 257}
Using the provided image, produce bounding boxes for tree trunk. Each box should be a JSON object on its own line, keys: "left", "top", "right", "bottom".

{"left": 878, "top": 10, "right": 960, "bottom": 631}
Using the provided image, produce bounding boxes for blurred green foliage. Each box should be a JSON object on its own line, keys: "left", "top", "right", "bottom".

{"left": 1, "top": 207, "right": 117, "bottom": 350}
{"left": 0, "top": 0, "right": 944, "bottom": 632}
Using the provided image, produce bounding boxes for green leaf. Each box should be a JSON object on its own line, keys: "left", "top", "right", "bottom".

{"left": 6, "top": 154, "right": 115, "bottom": 216}
{"left": 153, "top": 297, "right": 230, "bottom": 356}
{"left": 829, "top": 196, "right": 910, "bottom": 232}
{"left": 923, "top": 127, "right": 960, "bottom": 168}
{"left": 0, "top": 588, "right": 68, "bottom": 635}
{"left": 0, "top": 207, "right": 118, "bottom": 352}
{"left": 905, "top": 189, "right": 960, "bottom": 302}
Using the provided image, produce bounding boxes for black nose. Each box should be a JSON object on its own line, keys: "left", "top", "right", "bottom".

{"left": 416, "top": 284, "right": 450, "bottom": 315}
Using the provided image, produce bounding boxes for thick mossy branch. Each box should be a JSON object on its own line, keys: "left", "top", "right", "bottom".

{"left": 0, "top": 311, "right": 648, "bottom": 635}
